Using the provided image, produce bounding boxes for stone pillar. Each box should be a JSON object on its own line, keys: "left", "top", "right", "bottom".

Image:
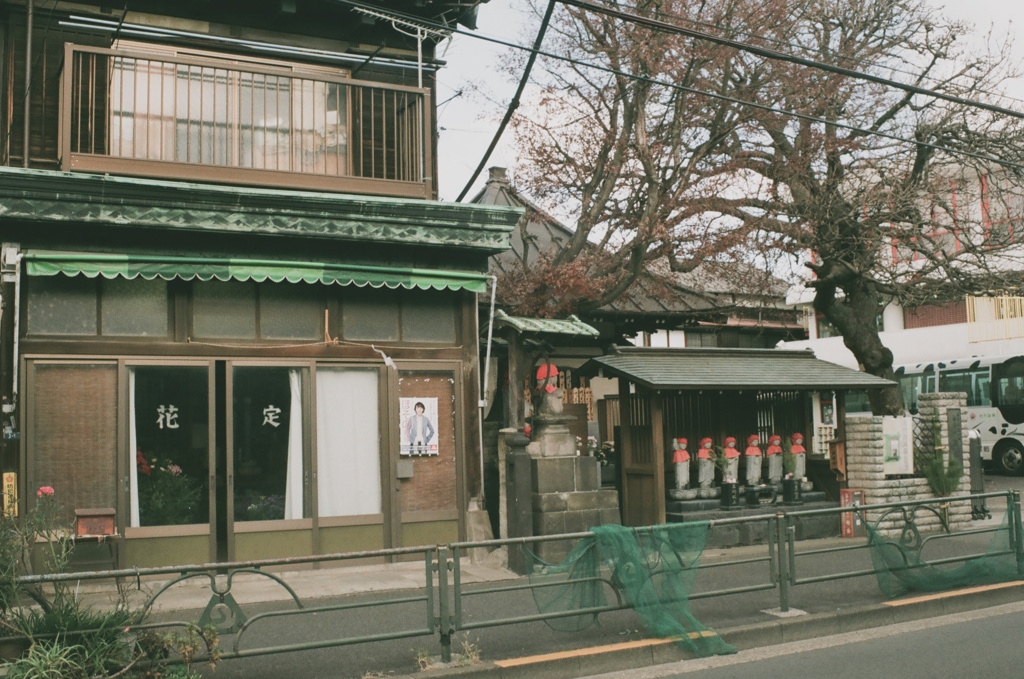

{"left": 527, "top": 416, "right": 620, "bottom": 564}
{"left": 504, "top": 431, "right": 533, "bottom": 574}
{"left": 845, "top": 392, "right": 971, "bottom": 537}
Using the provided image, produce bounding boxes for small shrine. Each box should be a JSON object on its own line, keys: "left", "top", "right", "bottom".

{"left": 580, "top": 346, "right": 895, "bottom": 538}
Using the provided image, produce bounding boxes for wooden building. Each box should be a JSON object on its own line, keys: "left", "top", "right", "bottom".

{"left": 0, "top": 0, "right": 521, "bottom": 567}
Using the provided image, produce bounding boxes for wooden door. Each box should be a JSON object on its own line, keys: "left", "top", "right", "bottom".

{"left": 619, "top": 386, "right": 665, "bottom": 527}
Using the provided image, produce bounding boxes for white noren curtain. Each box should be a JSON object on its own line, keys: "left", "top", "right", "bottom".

{"left": 316, "top": 368, "right": 381, "bottom": 517}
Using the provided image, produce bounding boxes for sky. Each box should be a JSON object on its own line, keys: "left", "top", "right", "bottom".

{"left": 433, "top": 0, "right": 1024, "bottom": 204}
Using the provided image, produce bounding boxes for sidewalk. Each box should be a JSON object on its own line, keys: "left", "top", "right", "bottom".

{"left": 69, "top": 509, "right": 1024, "bottom": 679}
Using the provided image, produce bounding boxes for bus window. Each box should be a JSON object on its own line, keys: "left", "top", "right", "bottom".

{"left": 993, "top": 360, "right": 1024, "bottom": 406}
{"left": 939, "top": 368, "right": 992, "bottom": 407}
{"left": 975, "top": 372, "right": 992, "bottom": 407}
{"left": 899, "top": 374, "right": 923, "bottom": 413}
{"left": 999, "top": 378, "right": 1024, "bottom": 405}
{"left": 845, "top": 390, "right": 872, "bottom": 413}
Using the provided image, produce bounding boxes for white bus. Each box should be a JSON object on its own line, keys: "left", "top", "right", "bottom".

{"left": 895, "top": 355, "right": 1024, "bottom": 475}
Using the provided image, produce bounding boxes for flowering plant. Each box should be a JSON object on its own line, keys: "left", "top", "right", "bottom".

{"left": 137, "top": 452, "right": 203, "bottom": 526}
{"left": 0, "top": 487, "right": 74, "bottom": 616}
{"left": 595, "top": 441, "right": 617, "bottom": 467}
{"left": 575, "top": 435, "right": 600, "bottom": 457}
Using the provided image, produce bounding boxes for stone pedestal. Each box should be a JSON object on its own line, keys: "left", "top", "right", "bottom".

{"left": 527, "top": 414, "right": 577, "bottom": 457}
{"left": 525, "top": 415, "right": 620, "bottom": 564}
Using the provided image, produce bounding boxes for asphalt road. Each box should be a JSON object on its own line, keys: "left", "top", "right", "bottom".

{"left": 581, "top": 600, "right": 1024, "bottom": 679}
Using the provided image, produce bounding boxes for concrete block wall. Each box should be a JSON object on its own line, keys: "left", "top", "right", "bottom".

{"left": 845, "top": 393, "right": 972, "bottom": 537}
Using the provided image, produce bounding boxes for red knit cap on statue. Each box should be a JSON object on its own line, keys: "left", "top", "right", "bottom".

{"left": 535, "top": 363, "right": 559, "bottom": 381}
{"left": 535, "top": 364, "right": 559, "bottom": 393}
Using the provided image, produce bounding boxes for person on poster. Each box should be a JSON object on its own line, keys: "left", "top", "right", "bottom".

{"left": 406, "top": 401, "right": 435, "bottom": 454}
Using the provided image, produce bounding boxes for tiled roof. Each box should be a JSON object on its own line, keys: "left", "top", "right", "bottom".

{"left": 493, "top": 310, "right": 600, "bottom": 337}
{"left": 582, "top": 347, "right": 895, "bottom": 391}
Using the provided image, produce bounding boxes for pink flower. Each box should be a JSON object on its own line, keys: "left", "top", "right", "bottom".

{"left": 36, "top": 486, "right": 54, "bottom": 497}
{"left": 167, "top": 464, "right": 183, "bottom": 477}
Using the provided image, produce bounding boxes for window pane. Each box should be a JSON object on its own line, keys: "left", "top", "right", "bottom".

{"left": 102, "top": 278, "right": 169, "bottom": 336}
{"left": 26, "top": 275, "right": 97, "bottom": 335}
{"left": 131, "top": 366, "right": 209, "bottom": 527}
{"left": 401, "top": 291, "right": 457, "bottom": 343}
{"left": 233, "top": 367, "right": 306, "bottom": 521}
{"left": 316, "top": 368, "right": 381, "bottom": 517}
{"left": 342, "top": 288, "right": 399, "bottom": 341}
{"left": 193, "top": 281, "right": 256, "bottom": 338}
{"left": 260, "top": 284, "right": 322, "bottom": 339}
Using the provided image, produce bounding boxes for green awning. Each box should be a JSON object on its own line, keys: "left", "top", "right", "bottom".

{"left": 24, "top": 252, "right": 490, "bottom": 293}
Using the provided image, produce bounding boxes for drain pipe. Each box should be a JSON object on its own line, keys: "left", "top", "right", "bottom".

{"left": 1, "top": 248, "right": 22, "bottom": 419}
{"left": 478, "top": 276, "right": 497, "bottom": 505}
{"left": 10, "top": 252, "right": 21, "bottom": 412}
{"left": 23, "top": 0, "right": 33, "bottom": 167}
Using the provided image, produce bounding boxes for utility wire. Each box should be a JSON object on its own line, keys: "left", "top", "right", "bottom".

{"left": 643, "top": 2, "right": 1024, "bottom": 109}
{"left": 560, "top": 0, "right": 1024, "bottom": 121}
{"left": 331, "top": 0, "right": 1024, "bottom": 174}
{"left": 455, "top": 0, "right": 557, "bottom": 202}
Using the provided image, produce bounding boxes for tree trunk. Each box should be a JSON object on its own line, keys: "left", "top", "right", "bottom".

{"left": 814, "top": 279, "right": 903, "bottom": 416}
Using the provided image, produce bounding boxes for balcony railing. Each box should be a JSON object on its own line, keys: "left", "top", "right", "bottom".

{"left": 59, "top": 44, "right": 432, "bottom": 198}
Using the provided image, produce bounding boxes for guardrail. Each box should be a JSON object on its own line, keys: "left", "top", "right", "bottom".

{"left": 4, "top": 491, "right": 1021, "bottom": 669}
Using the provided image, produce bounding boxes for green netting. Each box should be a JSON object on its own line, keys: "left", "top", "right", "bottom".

{"left": 866, "top": 505, "right": 1024, "bottom": 598}
{"left": 525, "top": 522, "right": 735, "bottom": 657}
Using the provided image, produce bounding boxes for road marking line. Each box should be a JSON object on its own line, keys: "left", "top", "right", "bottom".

{"left": 883, "top": 580, "right": 1024, "bottom": 607}
{"left": 492, "top": 632, "right": 719, "bottom": 668}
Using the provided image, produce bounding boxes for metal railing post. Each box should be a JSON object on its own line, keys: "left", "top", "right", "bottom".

{"left": 451, "top": 545, "right": 463, "bottom": 632}
{"left": 425, "top": 548, "right": 436, "bottom": 634}
{"left": 776, "top": 513, "right": 790, "bottom": 613}
{"left": 436, "top": 546, "right": 452, "bottom": 663}
{"left": 1011, "top": 491, "right": 1024, "bottom": 578}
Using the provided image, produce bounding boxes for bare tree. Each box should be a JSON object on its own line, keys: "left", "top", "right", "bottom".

{"left": 506, "top": 0, "right": 1024, "bottom": 413}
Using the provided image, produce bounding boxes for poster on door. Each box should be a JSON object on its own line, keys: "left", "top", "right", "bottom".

{"left": 400, "top": 397, "right": 439, "bottom": 457}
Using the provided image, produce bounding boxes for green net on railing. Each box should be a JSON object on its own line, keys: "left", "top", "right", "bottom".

{"left": 866, "top": 505, "right": 1024, "bottom": 598}
{"left": 525, "top": 521, "right": 736, "bottom": 657}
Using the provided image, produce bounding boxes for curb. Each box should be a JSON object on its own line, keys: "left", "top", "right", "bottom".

{"left": 411, "top": 581, "right": 1024, "bottom": 679}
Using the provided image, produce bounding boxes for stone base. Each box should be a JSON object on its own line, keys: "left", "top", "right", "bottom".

{"left": 530, "top": 454, "right": 621, "bottom": 563}
{"left": 666, "top": 491, "right": 838, "bottom": 548}
{"left": 527, "top": 414, "right": 577, "bottom": 457}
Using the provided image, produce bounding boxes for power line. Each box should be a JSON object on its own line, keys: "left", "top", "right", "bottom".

{"left": 642, "top": 1, "right": 1024, "bottom": 110}
{"left": 455, "top": 0, "right": 557, "bottom": 202}
{"left": 330, "top": 0, "right": 1024, "bottom": 174}
{"left": 560, "top": 0, "right": 1024, "bottom": 121}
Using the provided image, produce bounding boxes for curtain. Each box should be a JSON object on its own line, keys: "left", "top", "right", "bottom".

{"left": 284, "top": 369, "right": 304, "bottom": 519}
{"left": 316, "top": 368, "right": 381, "bottom": 517}
{"left": 128, "top": 368, "right": 140, "bottom": 527}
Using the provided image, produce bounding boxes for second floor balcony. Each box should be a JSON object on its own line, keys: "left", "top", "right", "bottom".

{"left": 59, "top": 44, "right": 433, "bottom": 199}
